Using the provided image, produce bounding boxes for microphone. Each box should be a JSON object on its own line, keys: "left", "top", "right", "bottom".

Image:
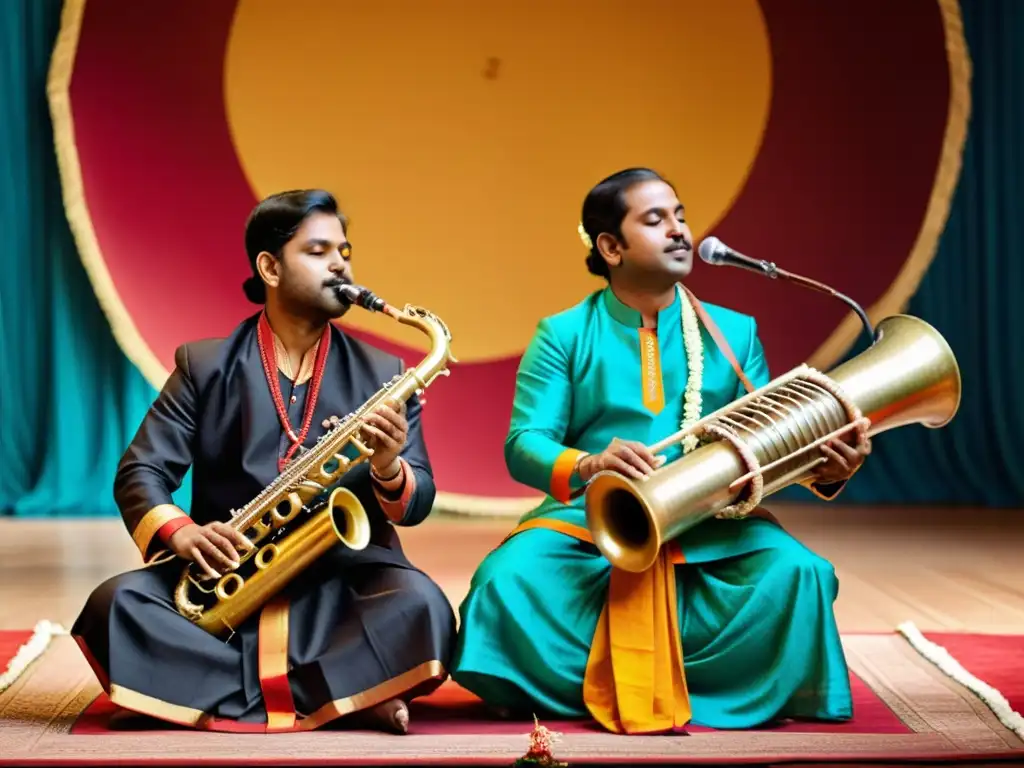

{"left": 698, "top": 237, "right": 779, "bottom": 277}
{"left": 697, "top": 236, "right": 875, "bottom": 342}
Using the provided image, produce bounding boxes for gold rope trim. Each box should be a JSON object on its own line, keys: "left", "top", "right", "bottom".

{"left": 433, "top": 491, "right": 540, "bottom": 518}
{"left": 47, "top": 0, "right": 967, "bottom": 519}
{"left": 807, "top": 0, "right": 972, "bottom": 371}
{"left": 46, "top": 0, "right": 168, "bottom": 388}
{"left": 43, "top": 0, "right": 537, "bottom": 520}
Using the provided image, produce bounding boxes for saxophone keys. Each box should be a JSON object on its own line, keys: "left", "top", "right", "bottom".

{"left": 349, "top": 437, "right": 373, "bottom": 457}
{"left": 297, "top": 479, "right": 328, "bottom": 497}
{"left": 215, "top": 572, "right": 244, "bottom": 601}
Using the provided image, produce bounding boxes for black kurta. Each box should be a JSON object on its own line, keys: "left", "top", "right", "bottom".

{"left": 72, "top": 313, "right": 456, "bottom": 731}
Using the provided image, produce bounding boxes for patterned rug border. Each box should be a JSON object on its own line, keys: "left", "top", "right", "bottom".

{"left": 0, "top": 634, "right": 1021, "bottom": 765}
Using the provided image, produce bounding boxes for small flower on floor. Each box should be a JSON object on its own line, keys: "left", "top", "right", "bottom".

{"left": 512, "top": 714, "right": 568, "bottom": 768}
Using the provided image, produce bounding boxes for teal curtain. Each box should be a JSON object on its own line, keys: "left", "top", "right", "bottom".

{"left": 776, "top": 0, "right": 1024, "bottom": 507}
{"left": 0, "top": 0, "right": 190, "bottom": 516}
{"left": 1, "top": 0, "right": 1020, "bottom": 516}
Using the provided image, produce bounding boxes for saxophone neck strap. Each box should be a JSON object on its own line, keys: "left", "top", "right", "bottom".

{"left": 679, "top": 284, "right": 757, "bottom": 395}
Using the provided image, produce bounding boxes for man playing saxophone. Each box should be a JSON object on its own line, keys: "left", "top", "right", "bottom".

{"left": 451, "top": 168, "right": 870, "bottom": 734}
{"left": 72, "top": 189, "right": 456, "bottom": 734}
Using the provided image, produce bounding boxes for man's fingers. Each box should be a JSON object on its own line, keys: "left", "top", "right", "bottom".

{"left": 375, "top": 404, "right": 407, "bottom": 430}
{"left": 190, "top": 549, "right": 221, "bottom": 580}
{"left": 623, "top": 440, "right": 659, "bottom": 469}
{"left": 830, "top": 439, "right": 861, "bottom": 462}
{"left": 820, "top": 444, "right": 848, "bottom": 472}
{"left": 619, "top": 445, "right": 658, "bottom": 474}
{"left": 366, "top": 413, "right": 405, "bottom": 441}
{"left": 212, "top": 522, "right": 255, "bottom": 551}
{"left": 205, "top": 529, "right": 242, "bottom": 565}
{"left": 615, "top": 447, "right": 656, "bottom": 477}
{"left": 196, "top": 536, "right": 238, "bottom": 571}
{"left": 608, "top": 456, "right": 647, "bottom": 480}
{"left": 637, "top": 446, "right": 660, "bottom": 470}
{"left": 363, "top": 423, "right": 399, "bottom": 450}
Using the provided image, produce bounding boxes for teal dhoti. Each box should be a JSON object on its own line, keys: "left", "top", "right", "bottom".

{"left": 453, "top": 518, "right": 851, "bottom": 730}
{"left": 451, "top": 285, "right": 855, "bottom": 732}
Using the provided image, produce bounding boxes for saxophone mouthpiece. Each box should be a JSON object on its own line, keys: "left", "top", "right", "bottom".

{"left": 336, "top": 283, "right": 390, "bottom": 314}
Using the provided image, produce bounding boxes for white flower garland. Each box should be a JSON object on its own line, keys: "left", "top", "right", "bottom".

{"left": 896, "top": 620, "right": 1024, "bottom": 740}
{"left": 0, "top": 620, "right": 68, "bottom": 695}
{"left": 678, "top": 286, "right": 704, "bottom": 454}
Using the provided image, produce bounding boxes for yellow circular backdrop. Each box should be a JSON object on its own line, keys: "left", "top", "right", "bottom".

{"left": 225, "top": 1, "right": 771, "bottom": 361}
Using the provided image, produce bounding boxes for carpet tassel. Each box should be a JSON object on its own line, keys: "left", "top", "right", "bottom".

{"left": 0, "top": 619, "right": 68, "bottom": 695}
{"left": 897, "top": 620, "right": 1024, "bottom": 740}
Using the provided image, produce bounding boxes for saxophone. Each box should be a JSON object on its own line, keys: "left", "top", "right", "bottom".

{"left": 173, "top": 284, "right": 455, "bottom": 637}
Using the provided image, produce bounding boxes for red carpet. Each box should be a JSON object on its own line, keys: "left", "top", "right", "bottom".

{"left": 59, "top": 631, "right": 1024, "bottom": 738}
{"left": 2, "top": 629, "right": 1016, "bottom": 736}
{"left": 69, "top": 669, "right": 909, "bottom": 736}
{"left": 0, "top": 632, "right": 32, "bottom": 670}
{"left": 922, "top": 631, "right": 1024, "bottom": 715}
{"left": 2, "top": 630, "right": 1022, "bottom": 765}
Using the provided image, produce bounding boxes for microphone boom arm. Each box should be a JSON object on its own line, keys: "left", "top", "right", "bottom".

{"left": 768, "top": 264, "right": 875, "bottom": 342}
{"left": 699, "top": 237, "right": 875, "bottom": 344}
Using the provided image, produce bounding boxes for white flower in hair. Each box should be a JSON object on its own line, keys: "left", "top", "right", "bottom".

{"left": 577, "top": 222, "right": 593, "bottom": 250}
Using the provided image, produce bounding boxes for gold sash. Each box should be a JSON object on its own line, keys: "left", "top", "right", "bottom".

{"left": 500, "top": 519, "right": 690, "bottom": 734}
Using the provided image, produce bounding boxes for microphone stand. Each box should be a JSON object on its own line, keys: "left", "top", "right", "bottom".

{"left": 755, "top": 260, "right": 875, "bottom": 344}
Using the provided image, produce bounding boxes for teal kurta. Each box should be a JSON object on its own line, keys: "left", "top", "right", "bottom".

{"left": 451, "top": 285, "right": 852, "bottom": 730}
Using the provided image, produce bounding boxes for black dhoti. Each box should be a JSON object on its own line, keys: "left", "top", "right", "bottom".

{"left": 77, "top": 316, "right": 459, "bottom": 730}
{"left": 72, "top": 543, "right": 456, "bottom": 731}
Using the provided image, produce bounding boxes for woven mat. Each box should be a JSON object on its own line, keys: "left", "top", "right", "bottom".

{"left": 1, "top": 634, "right": 1022, "bottom": 765}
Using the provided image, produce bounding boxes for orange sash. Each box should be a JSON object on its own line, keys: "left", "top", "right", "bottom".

{"left": 502, "top": 519, "right": 689, "bottom": 734}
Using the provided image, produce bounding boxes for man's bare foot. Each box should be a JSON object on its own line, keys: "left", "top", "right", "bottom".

{"left": 360, "top": 698, "right": 409, "bottom": 734}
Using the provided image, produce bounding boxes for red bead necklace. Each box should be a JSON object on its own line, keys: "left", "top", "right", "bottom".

{"left": 257, "top": 312, "right": 331, "bottom": 472}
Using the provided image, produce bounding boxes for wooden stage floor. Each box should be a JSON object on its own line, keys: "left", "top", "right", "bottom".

{"left": 1, "top": 504, "right": 1022, "bottom": 634}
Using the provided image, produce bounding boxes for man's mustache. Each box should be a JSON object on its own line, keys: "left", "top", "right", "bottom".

{"left": 665, "top": 239, "right": 692, "bottom": 253}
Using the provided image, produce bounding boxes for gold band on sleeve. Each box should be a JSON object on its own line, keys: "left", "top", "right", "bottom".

{"left": 131, "top": 504, "right": 190, "bottom": 560}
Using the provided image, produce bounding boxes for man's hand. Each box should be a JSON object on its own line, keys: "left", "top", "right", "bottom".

{"left": 168, "top": 521, "right": 254, "bottom": 580}
{"left": 363, "top": 399, "right": 409, "bottom": 478}
{"left": 578, "top": 438, "right": 666, "bottom": 483}
{"left": 810, "top": 433, "right": 871, "bottom": 485}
